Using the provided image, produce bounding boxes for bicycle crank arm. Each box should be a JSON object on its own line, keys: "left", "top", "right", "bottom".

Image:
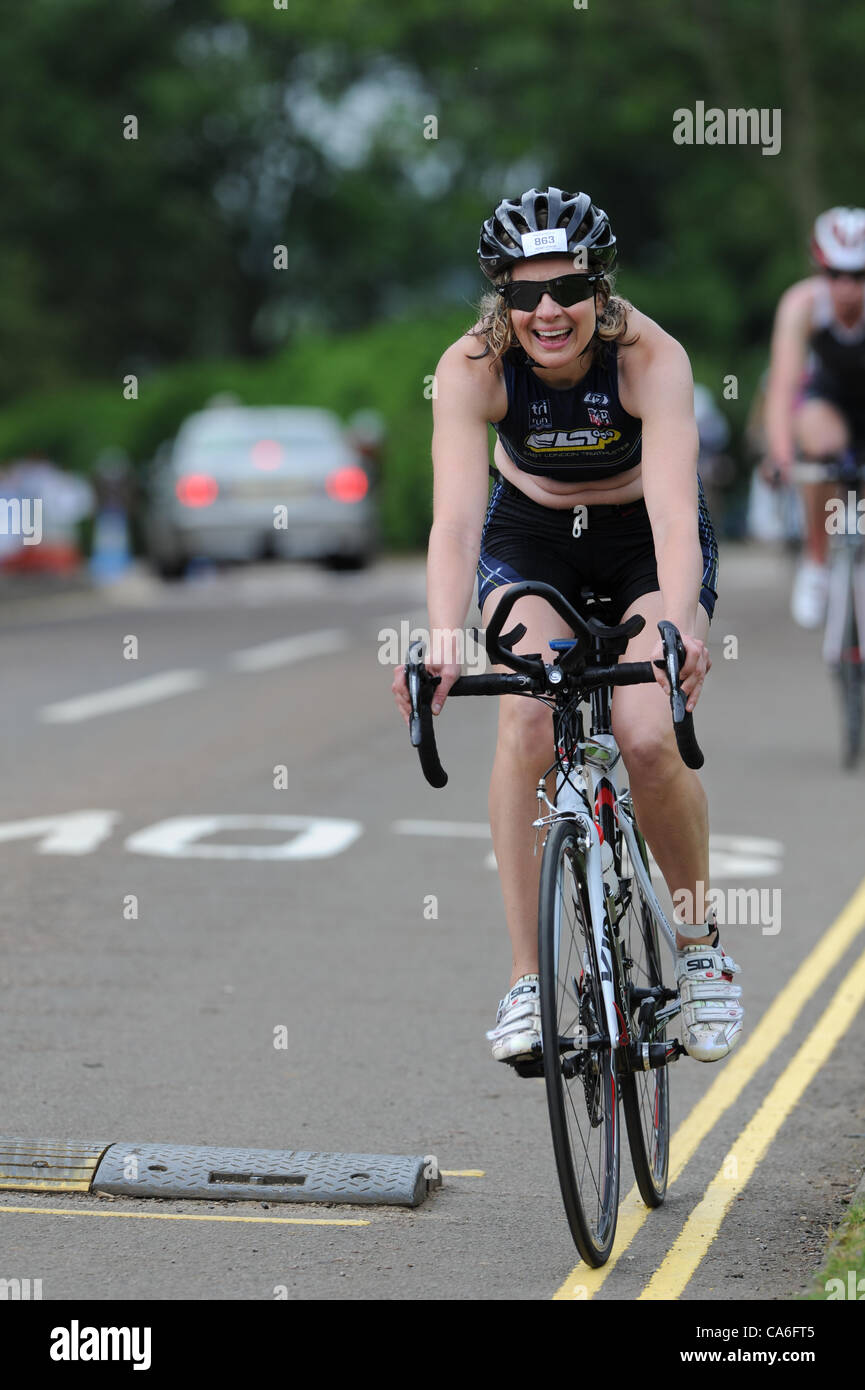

{"left": 625, "top": 1039, "right": 686, "bottom": 1072}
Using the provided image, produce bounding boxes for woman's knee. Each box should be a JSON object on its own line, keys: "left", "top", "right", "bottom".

{"left": 795, "top": 400, "right": 849, "bottom": 457}
{"left": 496, "top": 696, "right": 554, "bottom": 766}
{"left": 615, "top": 714, "right": 678, "bottom": 786}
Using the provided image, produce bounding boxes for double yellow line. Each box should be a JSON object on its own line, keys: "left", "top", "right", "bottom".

{"left": 554, "top": 874, "right": 865, "bottom": 1299}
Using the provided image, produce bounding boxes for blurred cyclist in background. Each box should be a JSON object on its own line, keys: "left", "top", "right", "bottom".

{"left": 764, "top": 206, "right": 865, "bottom": 627}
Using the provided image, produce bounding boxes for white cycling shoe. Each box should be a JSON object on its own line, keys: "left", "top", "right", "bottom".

{"left": 676, "top": 924, "right": 744, "bottom": 1063}
{"left": 791, "top": 560, "right": 829, "bottom": 629}
{"left": 486, "top": 974, "right": 542, "bottom": 1062}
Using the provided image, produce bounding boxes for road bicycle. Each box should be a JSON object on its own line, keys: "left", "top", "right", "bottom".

{"left": 792, "top": 449, "right": 865, "bottom": 768}
{"left": 404, "top": 580, "right": 702, "bottom": 1266}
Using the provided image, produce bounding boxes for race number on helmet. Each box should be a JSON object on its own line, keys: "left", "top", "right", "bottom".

{"left": 478, "top": 187, "right": 617, "bottom": 281}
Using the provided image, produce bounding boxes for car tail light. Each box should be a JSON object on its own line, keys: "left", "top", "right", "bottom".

{"left": 325, "top": 465, "right": 368, "bottom": 503}
{"left": 251, "top": 439, "right": 283, "bottom": 471}
{"left": 176, "top": 473, "right": 219, "bottom": 507}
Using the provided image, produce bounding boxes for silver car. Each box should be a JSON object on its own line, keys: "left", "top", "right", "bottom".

{"left": 144, "top": 406, "right": 378, "bottom": 579}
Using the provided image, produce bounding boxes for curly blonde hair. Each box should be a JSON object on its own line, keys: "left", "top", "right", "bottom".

{"left": 466, "top": 270, "right": 637, "bottom": 367}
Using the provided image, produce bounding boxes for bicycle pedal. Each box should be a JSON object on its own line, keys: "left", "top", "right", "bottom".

{"left": 508, "top": 1053, "right": 545, "bottom": 1079}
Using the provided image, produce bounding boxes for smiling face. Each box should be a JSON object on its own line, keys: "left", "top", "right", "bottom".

{"left": 507, "top": 253, "right": 601, "bottom": 380}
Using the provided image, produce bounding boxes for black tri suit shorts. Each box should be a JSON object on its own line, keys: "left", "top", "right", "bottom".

{"left": 476, "top": 471, "right": 719, "bottom": 624}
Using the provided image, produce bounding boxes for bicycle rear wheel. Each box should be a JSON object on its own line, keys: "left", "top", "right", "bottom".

{"left": 837, "top": 657, "right": 863, "bottom": 769}
{"left": 617, "top": 825, "right": 670, "bottom": 1207}
{"left": 827, "top": 549, "right": 864, "bottom": 768}
{"left": 538, "top": 818, "right": 620, "bottom": 1265}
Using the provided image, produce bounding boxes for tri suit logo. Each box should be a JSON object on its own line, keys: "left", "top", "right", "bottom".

{"left": 587, "top": 407, "right": 612, "bottom": 427}
{"left": 528, "top": 398, "right": 552, "bottom": 429}
{"left": 583, "top": 392, "right": 610, "bottom": 406}
{"left": 524, "top": 427, "right": 621, "bottom": 453}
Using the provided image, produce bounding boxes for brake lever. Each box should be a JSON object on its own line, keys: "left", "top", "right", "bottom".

{"left": 654, "top": 621, "right": 704, "bottom": 769}
{"left": 406, "top": 640, "right": 448, "bottom": 788}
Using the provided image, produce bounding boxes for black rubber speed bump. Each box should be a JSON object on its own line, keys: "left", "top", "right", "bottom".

{"left": 0, "top": 1139, "right": 442, "bottom": 1207}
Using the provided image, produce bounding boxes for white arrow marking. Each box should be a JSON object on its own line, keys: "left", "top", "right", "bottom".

{"left": 229, "top": 630, "right": 347, "bottom": 673}
{"left": 0, "top": 812, "right": 120, "bottom": 855}
{"left": 125, "top": 814, "right": 362, "bottom": 860}
{"left": 392, "top": 819, "right": 492, "bottom": 838}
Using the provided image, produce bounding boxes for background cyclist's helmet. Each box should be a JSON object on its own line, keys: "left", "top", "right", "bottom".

{"left": 478, "top": 186, "right": 617, "bottom": 281}
{"left": 811, "top": 206, "right": 865, "bottom": 273}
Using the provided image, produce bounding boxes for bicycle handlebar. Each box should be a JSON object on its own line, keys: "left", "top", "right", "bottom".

{"left": 405, "top": 583, "right": 704, "bottom": 787}
{"left": 484, "top": 579, "right": 645, "bottom": 672}
{"left": 791, "top": 454, "right": 865, "bottom": 487}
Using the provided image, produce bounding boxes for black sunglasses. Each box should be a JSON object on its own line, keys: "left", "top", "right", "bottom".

{"left": 824, "top": 267, "right": 865, "bottom": 281}
{"left": 497, "top": 273, "right": 602, "bottom": 311}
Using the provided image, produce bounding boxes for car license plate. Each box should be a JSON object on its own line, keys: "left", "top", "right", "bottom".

{"left": 231, "top": 477, "right": 314, "bottom": 499}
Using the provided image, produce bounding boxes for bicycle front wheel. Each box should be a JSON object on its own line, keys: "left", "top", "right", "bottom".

{"left": 538, "top": 818, "right": 620, "bottom": 1265}
{"left": 618, "top": 826, "right": 670, "bottom": 1207}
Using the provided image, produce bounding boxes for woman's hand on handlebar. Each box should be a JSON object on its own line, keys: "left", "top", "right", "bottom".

{"left": 759, "top": 452, "right": 792, "bottom": 488}
{"left": 392, "top": 660, "right": 462, "bottom": 727}
{"left": 651, "top": 630, "right": 711, "bottom": 713}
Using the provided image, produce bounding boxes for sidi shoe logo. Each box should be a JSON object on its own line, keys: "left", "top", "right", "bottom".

{"left": 50, "top": 1322, "right": 152, "bottom": 1371}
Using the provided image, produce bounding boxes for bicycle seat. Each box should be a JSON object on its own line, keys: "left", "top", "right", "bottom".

{"left": 572, "top": 587, "right": 645, "bottom": 653}
{"left": 579, "top": 586, "right": 616, "bottom": 613}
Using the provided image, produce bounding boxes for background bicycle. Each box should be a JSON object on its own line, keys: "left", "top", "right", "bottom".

{"left": 793, "top": 450, "right": 865, "bottom": 768}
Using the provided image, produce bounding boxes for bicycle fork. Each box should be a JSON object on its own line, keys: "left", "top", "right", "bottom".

{"left": 541, "top": 750, "right": 683, "bottom": 1074}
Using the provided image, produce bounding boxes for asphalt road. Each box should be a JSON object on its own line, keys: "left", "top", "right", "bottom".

{"left": 1, "top": 546, "right": 864, "bottom": 1304}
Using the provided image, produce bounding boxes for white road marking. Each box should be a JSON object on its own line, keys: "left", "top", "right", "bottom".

{"left": 124, "top": 814, "right": 362, "bottom": 860}
{"left": 0, "top": 812, "right": 120, "bottom": 855}
{"left": 392, "top": 819, "right": 493, "bottom": 838}
{"left": 484, "top": 840, "right": 783, "bottom": 875}
{"left": 229, "top": 629, "right": 347, "bottom": 672}
{"left": 702, "top": 833, "right": 784, "bottom": 878}
{"left": 392, "top": 822, "right": 783, "bottom": 878}
{"left": 0, "top": 812, "right": 784, "bottom": 874}
{"left": 39, "top": 671, "right": 206, "bottom": 723}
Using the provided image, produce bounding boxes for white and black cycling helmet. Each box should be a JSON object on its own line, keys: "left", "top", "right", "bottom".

{"left": 811, "top": 206, "right": 865, "bottom": 273}
{"left": 478, "top": 186, "right": 617, "bottom": 281}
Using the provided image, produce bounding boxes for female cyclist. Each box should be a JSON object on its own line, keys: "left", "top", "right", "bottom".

{"left": 764, "top": 206, "right": 865, "bottom": 627}
{"left": 393, "top": 186, "right": 744, "bottom": 1065}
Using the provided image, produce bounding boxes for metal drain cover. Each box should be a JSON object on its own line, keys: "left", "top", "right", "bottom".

{"left": 92, "top": 1143, "right": 441, "bottom": 1206}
